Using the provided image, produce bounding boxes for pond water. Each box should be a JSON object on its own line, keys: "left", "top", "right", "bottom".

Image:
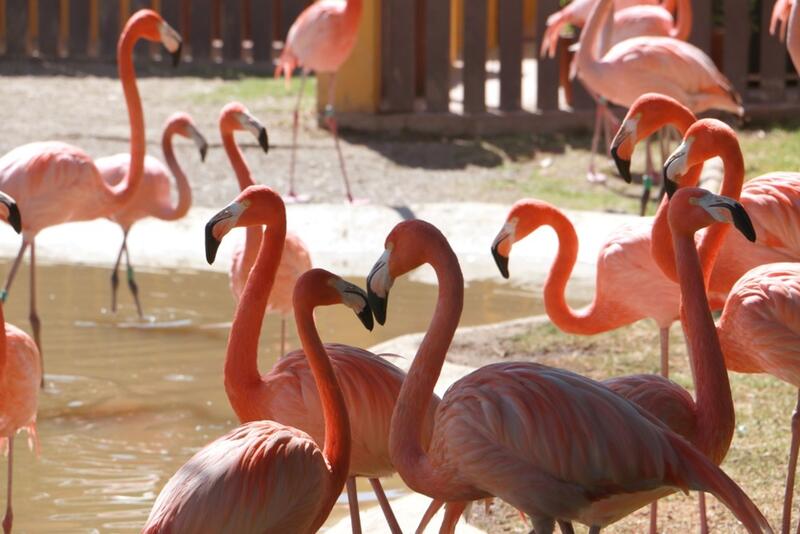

{"left": 0, "top": 259, "right": 542, "bottom": 533}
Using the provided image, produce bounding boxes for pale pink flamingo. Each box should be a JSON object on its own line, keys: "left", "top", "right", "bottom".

{"left": 0, "top": 10, "right": 181, "bottom": 385}
{"left": 205, "top": 185, "right": 433, "bottom": 534}
{"left": 575, "top": 0, "right": 741, "bottom": 184}
{"left": 0, "top": 193, "right": 39, "bottom": 534}
{"left": 771, "top": 0, "right": 794, "bottom": 44}
{"left": 219, "top": 102, "right": 312, "bottom": 356}
{"left": 775, "top": 0, "right": 800, "bottom": 98}
{"left": 95, "top": 112, "right": 207, "bottom": 318}
{"left": 143, "top": 265, "right": 373, "bottom": 532}
{"left": 275, "top": 0, "right": 363, "bottom": 203}
{"left": 367, "top": 218, "right": 771, "bottom": 534}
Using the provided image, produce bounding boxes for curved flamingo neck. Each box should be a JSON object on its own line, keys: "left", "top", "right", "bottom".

{"left": 670, "top": 0, "right": 692, "bottom": 40}
{"left": 0, "top": 302, "right": 6, "bottom": 374}
{"left": 576, "top": 0, "right": 611, "bottom": 80}
{"left": 224, "top": 218, "right": 286, "bottom": 421}
{"left": 293, "top": 296, "right": 351, "bottom": 529}
{"left": 390, "top": 242, "right": 463, "bottom": 498}
{"left": 221, "top": 128, "right": 262, "bottom": 265}
{"left": 540, "top": 207, "right": 621, "bottom": 334}
{"left": 104, "top": 23, "right": 145, "bottom": 209}
{"left": 673, "top": 229, "right": 734, "bottom": 463}
{"left": 155, "top": 124, "right": 192, "bottom": 221}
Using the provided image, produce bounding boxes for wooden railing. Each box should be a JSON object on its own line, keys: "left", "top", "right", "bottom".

{"left": 0, "top": 0, "right": 310, "bottom": 63}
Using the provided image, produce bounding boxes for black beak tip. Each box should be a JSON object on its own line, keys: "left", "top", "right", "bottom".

{"left": 366, "top": 290, "right": 387, "bottom": 326}
{"left": 258, "top": 128, "right": 269, "bottom": 154}
{"left": 205, "top": 223, "right": 220, "bottom": 265}
{"left": 491, "top": 246, "right": 510, "bottom": 279}
{"left": 7, "top": 203, "right": 21, "bottom": 234}
{"left": 199, "top": 143, "right": 208, "bottom": 163}
{"left": 171, "top": 42, "right": 182, "bottom": 68}
{"left": 611, "top": 147, "right": 632, "bottom": 184}
{"left": 357, "top": 307, "right": 374, "bottom": 331}
{"left": 664, "top": 177, "right": 678, "bottom": 199}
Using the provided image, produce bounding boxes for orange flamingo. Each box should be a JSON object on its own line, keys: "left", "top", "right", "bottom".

{"left": 219, "top": 102, "right": 312, "bottom": 356}
{"left": 0, "top": 193, "right": 39, "bottom": 534}
{"left": 205, "top": 185, "right": 431, "bottom": 533}
{"left": 0, "top": 10, "right": 181, "bottom": 384}
{"left": 275, "top": 0, "right": 363, "bottom": 203}
{"left": 367, "top": 218, "right": 771, "bottom": 533}
{"left": 143, "top": 265, "right": 373, "bottom": 532}
{"left": 95, "top": 112, "right": 207, "bottom": 317}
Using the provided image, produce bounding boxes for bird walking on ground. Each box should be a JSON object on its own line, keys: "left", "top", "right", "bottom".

{"left": 0, "top": 10, "right": 181, "bottom": 385}
{"left": 206, "top": 185, "right": 430, "bottom": 534}
{"left": 275, "top": 0, "right": 363, "bottom": 203}
{"left": 219, "top": 102, "right": 312, "bottom": 356}
{"left": 96, "top": 112, "right": 207, "bottom": 317}
{"left": 0, "top": 192, "right": 39, "bottom": 534}
{"left": 366, "top": 218, "right": 771, "bottom": 534}
{"left": 143, "top": 260, "right": 374, "bottom": 532}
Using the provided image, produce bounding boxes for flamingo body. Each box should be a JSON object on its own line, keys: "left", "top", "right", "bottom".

{"left": 0, "top": 323, "right": 40, "bottom": 449}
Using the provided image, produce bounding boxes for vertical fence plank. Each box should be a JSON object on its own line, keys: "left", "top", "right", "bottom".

{"left": 251, "top": 0, "right": 272, "bottom": 62}
{"left": 38, "top": 0, "right": 59, "bottom": 56}
{"left": 760, "top": 0, "right": 786, "bottom": 100}
{"left": 222, "top": 0, "right": 241, "bottom": 59}
{"left": 462, "top": 0, "right": 486, "bottom": 113}
{"left": 498, "top": 0, "right": 522, "bottom": 111}
{"left": 280, "top": 0, "right": 304, "bottom": 42}
{"left": 98, "top": 0, "right": 119, "bottom": 58}
{"left": 5, "top": 0, "right": 26, "bottom": 55}
{"left": 382, "top": 0, "right": 415, "bottom": 112}
{"left": 536, "top": 0, "right": 559, "bottom": 111}
{"left": 68, "top": 0, "right": 89, "bottom": 57}
{"left": 690, "top": 0, "right": 712, "bottom": 54}
{"left": 161, "top": 0, "right": 179, "bottom": 26}
{"left": 425, "top": 0, "right": 450, "bottom": 111}
{"left": 191, "top": 0, "right": 211, "bottom": 60}
{"left": 722, "top": 0, "right": 750, "bottom": 99}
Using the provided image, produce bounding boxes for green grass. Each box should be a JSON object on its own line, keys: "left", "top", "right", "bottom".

{"left": 739, "top": 122, "right": 800, "bottom": 177}
{"left": 190, "top": 76, "right": 317, "bottom": 105}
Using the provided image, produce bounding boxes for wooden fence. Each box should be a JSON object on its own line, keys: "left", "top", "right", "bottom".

{"left": 0, "top": 0, "right": 309, "bottom": 63}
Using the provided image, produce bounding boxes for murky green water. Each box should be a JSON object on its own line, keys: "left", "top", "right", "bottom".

{"left": 0, "top": 259, "right": 541, "bottom": 532}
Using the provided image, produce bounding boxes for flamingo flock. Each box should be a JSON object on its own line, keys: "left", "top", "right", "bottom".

{"left": 1, "top": 2, "right": 799, "bottom": 534}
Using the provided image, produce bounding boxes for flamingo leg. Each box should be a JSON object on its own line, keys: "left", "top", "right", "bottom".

{"left": 345, "top": 477, "right": 362, "bottom": 534}
{"left": 416, "top": 499, "right": 445, "bottom": 533}
{"left": 698, "top": 491, "right": 709, "bottom": 534}
{"left": 368, "top": 478, "right": 401, "bottom": 534}
{"left": 1, "top": 241, "right": 29, "bottom": 303}
{"left": 280, "top": 315, "right": 286, "bottom": 357}
{"left": 29, "top": 240, "right": 43, "bottom": 388}
{"left": 110, "top": 237, "right": 125, "bottom": 313}
{"left": 782, "top": 389, "right": 800, "bottom": 534}
{"left": 556, "top": 520, "right": 575, "bottom": 534}
{"left": 659, "top": 327, "right": 670, "bottom": 378}
{"left": 287, "top": 72, "right": 309, "bottom": 202}
{"left": 587, "top": 101, "right": 606, "bottom": 183}
{"left": 649, "top": 501, "right": 658, "bottom": 534}
{"left": 439, "top": 501, "right": 466, "bottom": 534}
{"left": 122, "top": 235, "right": 143, "bottom": 319}
{"left": 324, "top": 73, "right": 359, "bottom": 203}
{"left": 2, "top": 436, "right": 12, "bottom": 534}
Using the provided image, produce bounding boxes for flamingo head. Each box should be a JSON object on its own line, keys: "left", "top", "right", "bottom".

{"left": 0, "top": 191, "right": 21, "bottom": 234}
{"left": 491, "top": 199, "right": 554, "bottom": 279}
{"left": 611, "top": 93, "right": 695, "bottom": 184}
{"left": 219, "top": 102, "right": 269, "bottom": 154}
{"left": 295, "top": 269, "right": 374, "bottom": 331}
{"left": 668, "top": 188, "right": 755, "bottom": 242}
{"left": 126, "top": 10, "right": 182, "bottom": 67}
{"left": 204, "top": 185, "right": 285, "bottom": 264}
{"left": 168, "top": 112, "right": 209, "bottom": 162}
{"left": 663, "top": 119, "right": 737, "bottom": 198}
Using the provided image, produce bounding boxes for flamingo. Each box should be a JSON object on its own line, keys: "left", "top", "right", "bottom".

{"left": 94, "top": 112, "right": 208, "bottom": 318}
{"left": 0, "top": 192, "right": 39, "bottom": 534}
{"left": 219, "top": 102, "right": 312, "bottom": 356}
{"left": 574, "top": 0, "right": 741, "bottom": 184}
{"left": 204, "top": 185, "right": 433, "bottom": 534}
{"left": 143, "top": 264, "right": 374, "bottom": 532}
{"left": 275, "top": 0, "right": 363, "bottom": 203}
{"left": 366, "top": 218, "right": 772, "bottom": 533}
{"left": 0, "top": 10, "right": 181, "bottom": 385}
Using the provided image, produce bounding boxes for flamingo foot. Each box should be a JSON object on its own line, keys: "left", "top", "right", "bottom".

{"left": 283, "top": 192, "right": 311, "bottom": 204}
{"left": 346, "top": 196, "right": 370, "bottom": 205}
{"left": 586, "top": 170, "right": 607, "bottom": 183}
{"left": 2, "top": 510, "right": 11, "bottom": 534}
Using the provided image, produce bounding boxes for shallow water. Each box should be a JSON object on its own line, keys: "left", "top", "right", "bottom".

{"left": 0, "top": 259, "right": 542, "bottom": 533}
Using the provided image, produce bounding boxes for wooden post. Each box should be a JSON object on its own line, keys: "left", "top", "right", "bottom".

{"left": 222, "top": 0, "right": 241, "bottom": 60}
{"left": 38, "top": 0, "right": 61, "bottom": 57}
{"left": 251, "top": 0, "right": 272, "bottom": 62}
{"left": 98, "top": 0, "right": 119, "bottom": 58}
{"left": 425, "top": 0, "right": 450, "bottom": 112}
{"left": 722, "top": 0, "right": 750, "bottom": 99}
{"left": 760, "top": 0, "right": 786, "bottom": 101}
{"left": 68, "top": 0, "right": 89, "bottom": 57}
{"left": 462, "top": 0, "right": 486, "bottom": 114}
{"left": 498, "top": 0, "right": 522, "bottom": 111}
{"left": 5, "top": 0, "right": 28, "bottom": 56}
{"left": 536, "top": 0, "right": 559, "bottom": 111}
{"left": 690, "top": 0, "right": 712, "bottom": 55}
{"left": 381, "top": 0, "right": 415, "bottom": 112}
{"left": 191, "top": 0, "right": 211, "bottom": 61}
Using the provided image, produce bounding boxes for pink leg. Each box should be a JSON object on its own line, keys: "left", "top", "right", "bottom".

{"left": 1, "top": 241, "right": 29, "bottom": 303}
{"left": 286, "top": 73, "right": 310, "bottom": 203}
{"left": 2, "top": 436, "right": 13, "bottom": 534}
{"left": 416, "top": 499, "right": 445, "bottom": 533}
{"left": 324, "top": 73, "right": 363, "bottom": 203}
{"left": 122, "top": 237, "right": 143, "bottom": 319}
{"left": 699, "top": 491, "right": 709, "bottom": 534}
{"left": 346, "top": 477, "right": 362, "bottom": 534}
{"left": 280, "top": 316, "right": 286, "bottom": 357}
{"left": 29, "top": 241, "right": 43, "bottom": 388}
{"left": 660, "top": 327, "right": 669, "bottom": 379}
{"left": 110, "top": 236, "right": 126, "bottom": 313}
{"left": 649, "top": 501, "right": 658, "bottom": 534}
{"left": 439, "top": 501, "right": 466, "bottom": 534}
{"left": 587, "top": 102, "right": 606, "bottom": 183}
{"left": 782, "top": 390, "right": 800, "bottom": 534}
{"left": 368, "top": 478, "right": 401, "bottom": 534}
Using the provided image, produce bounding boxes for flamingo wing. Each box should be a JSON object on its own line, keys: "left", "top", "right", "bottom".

{"left": 144, "top": 421, "right": 330, "bottom": 533}
{"left": 742, "top": 173, "right": 800, "bottom": 258}
{"left": 281, "top": 0, "right": 356, "bottom": 73}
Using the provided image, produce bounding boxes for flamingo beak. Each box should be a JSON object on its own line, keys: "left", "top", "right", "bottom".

{"left": 0, "top": 192, "right": 21, "bottom": 234}
{"left": 237, "top": 112, "right": 269, "bottom": 154}
{"left": 366, "top": 249, "right": 393, "bottom": 326}
{"left": 708, "top": 199, "right": 757, "bottom": 242}
{"left": 610, "top": 145, "right": 632, "bottom": 184}
{"left": 492, "top": 245, "right": 509, "bottom": 279}
{"left": 159, "top": 21, "right": 182, "bottom": 67}
{"left": 189, "top": 126, "right": 209, "bottom": 162}
{"left": 258, "top": 127, "right": 269, "bottom": 154}
{"left": 664, "top": 177, "right": 678, "bottom": 198}
{"left": 204, "top": 201, "right": 245, "bottom": 264}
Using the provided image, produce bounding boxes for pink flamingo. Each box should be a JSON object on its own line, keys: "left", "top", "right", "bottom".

{"left": 275, "top": 0, "right": 363, "bottom": 203}
{"left": 774, "top": 0, "right": 800, "bottom": 99}
{"left": 95, "top": 112, "right": 208, "bottom": 317}
{"left": 0, "top": 193, "right": 39, "bottom": 534}
{"left": 205, "top": 185, "right": 433, "bottom": 534}
{"left": 575, "top": 0, "right": 741, "bottom": 184}
{"left": 367, "top": 218, "right": 771, "bottom": 534}
{"left": 143, "top": 264, "right": 373, "bottom": 532}
{"left": 0, "top": 10, "right": 181, "bottom": 384}
{"left": 771, "top": 0, "right": 794, "bottom": 44}
{"left": 219, "top": 102, "right": 312, "bottom": 356}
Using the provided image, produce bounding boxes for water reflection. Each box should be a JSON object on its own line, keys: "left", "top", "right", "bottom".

{"left": 0, "top": 259, "right": 541, "bottom": 532}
